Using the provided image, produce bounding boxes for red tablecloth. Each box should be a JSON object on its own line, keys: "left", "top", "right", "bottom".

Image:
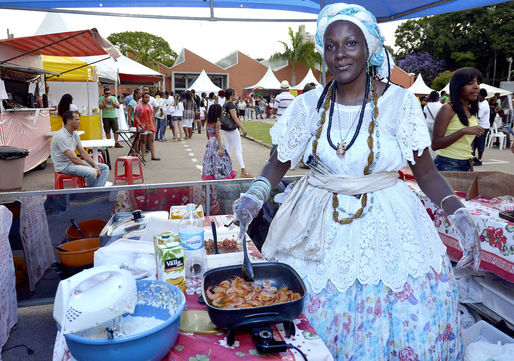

{"left": 405, "top": 179, "right": 514, "bottom": 282}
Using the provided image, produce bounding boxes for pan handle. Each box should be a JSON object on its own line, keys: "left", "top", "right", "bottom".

{"left": 230, "top": 312, "right": 291, "bottom": 330}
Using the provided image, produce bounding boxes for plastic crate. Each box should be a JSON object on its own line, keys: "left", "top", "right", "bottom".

{"left": 478, "top": 275, "right": 514, "bottom": 325}
{"left": 463, "top": 320, "right": 514, "bottom": 349}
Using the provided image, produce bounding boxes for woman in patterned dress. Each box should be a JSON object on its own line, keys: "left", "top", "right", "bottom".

{"left": 233, "top": 3, "right": 481, "bottom": 360}
{"left": 201, "top": 104, "right": 236, "bottom": 180}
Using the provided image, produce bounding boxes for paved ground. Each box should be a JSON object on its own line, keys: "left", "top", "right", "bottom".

{"left": 20, "top": 119, "right": 310, "bottom": 192}
{"left": 2, "top": 120, "right": 514, "bottom": 360}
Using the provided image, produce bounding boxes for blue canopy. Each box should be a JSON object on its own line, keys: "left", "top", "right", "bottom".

{"left": 0, "top": 1, "right": 510, "bottom": 23}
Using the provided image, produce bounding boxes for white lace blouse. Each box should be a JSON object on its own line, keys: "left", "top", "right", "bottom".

{"left": 267, "top": 83, "right": 448, "bottom": 293}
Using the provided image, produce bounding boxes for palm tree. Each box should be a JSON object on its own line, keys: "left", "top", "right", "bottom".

{"left": 270, "top": 27, "right": 320, "bottom": 86}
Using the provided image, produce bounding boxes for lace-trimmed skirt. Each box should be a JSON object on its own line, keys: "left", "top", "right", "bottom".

{"left": 303, "top": 255, "right": 462, "bottom": 360}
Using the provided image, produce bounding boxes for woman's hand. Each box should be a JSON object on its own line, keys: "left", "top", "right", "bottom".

{"left": 447, "top": 208, "right": 481, "bottom": 271}
{"left": 219, "top": 149, "right": 224, "bottom": 157}
{"left": 241, "top": 128, "right": 247, "bottom": 137}
{"left": 463, "top": 125, "right": 485, "bottom": 137}
{"left": 233, "top": 194, "right": 263, "bottom": 240}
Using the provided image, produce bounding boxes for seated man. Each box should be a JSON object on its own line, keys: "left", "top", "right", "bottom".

{"left": 51, "top": 110, "right": 109, "bottom": 187}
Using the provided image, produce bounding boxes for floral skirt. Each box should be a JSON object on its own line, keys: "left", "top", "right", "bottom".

{"left": 303, "top": 256, "right": 462, "bottom": 361}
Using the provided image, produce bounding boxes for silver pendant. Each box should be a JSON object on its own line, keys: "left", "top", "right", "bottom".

{"left": 337, "top": 142, "right": 346, "bottom": 157}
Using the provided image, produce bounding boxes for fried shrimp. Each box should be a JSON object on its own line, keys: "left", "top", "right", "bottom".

{"left": 208, "top": 276, "right": 301, "bottom": 309}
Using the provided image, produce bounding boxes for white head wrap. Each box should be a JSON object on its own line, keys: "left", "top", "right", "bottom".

{"left": 315, "top": 3, "right": 394, "bottom": 79}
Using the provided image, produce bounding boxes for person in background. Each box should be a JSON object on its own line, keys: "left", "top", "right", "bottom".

{"left": 432, "top": 67, "right": 485, "bottom": 171}
{"left": 237, "top": 96, "right": 247, "bottom": 122}
{"left": 200, "top": 92, "right": 207, "bottom": 130}
{"left": 155, "top": 91, "right": 167, "bottom": 142}
{"left": 420, "top": 95, "right": 428, "bottom": 111}
{"left": 270, "top": 80, "right": 295, "bottom": 155}
{"left": 424, "top": 90, "right": 442, "bottom": 140}
{"left": 272, "top": 80, "right": 295, "bottom": 121}
{"left": 206, "top": 92, "right": 217, "bottom": 115}
{"left": 123, "top": 88, "right": 133, "bottom": 121}
{"left": 217, "top": 90, "right": 226, "bottom": 107}
{"left": 170, "top": 93, "right": 185, "bottom": 141}
{"left": 472, "top": 89, "right": 490, "bottom": 166}
{"left": 127, "top": 89, "right": 142, "bottom": 128}
{"left": 134, "top": 92, "right": 159, "bottom": 161}
{"left": 233, "top": 4, "right": 481, "bottom": 359}
{"left": 223, "top": 88, "right": 252, "bottom": 178}
{"left": 44, "top": 82, "right": 57, "bottom": 111}
{"left": 201, "top": 104, "right": 236, "bottom": 180}
{"left": 99, "top": 87, "right": 122, "bottom": 148}
{"left": 51, "top": 111, "right": 109, "bottom": 187}
{"left": 495, "top": 109, "right": 513, "bottom": 147}
{"left": 165, "top": 91, "right": 176, "bottom": 140}
{"left": 57, "top": 94, "right": 78, "bottom": 117}
{"left": 254, "top": 95, "right": 264, "bottom": 119}
{"left": 182, "top": 91, "right": 197, "bottom": 139}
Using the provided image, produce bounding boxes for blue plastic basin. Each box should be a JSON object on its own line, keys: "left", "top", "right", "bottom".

{"left": 65, "top": 280, "right": 186, "bottom": 361}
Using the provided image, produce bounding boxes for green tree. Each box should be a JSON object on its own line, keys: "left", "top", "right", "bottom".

{"left": 270, "top": 27, "right": 321, "bottom": 86}
{"left": 431, "top": 70, "right": 453, "bottom": 91}
{"left": 107, "top": 31, "right": 177, "bottom": 71}
{"left": 394, "top": 3, "right": 514, "bottom": 85}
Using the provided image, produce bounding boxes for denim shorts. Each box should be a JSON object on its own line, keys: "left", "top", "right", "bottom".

{"left": 171, "top": 116, "right": 182, "bottom": 121}
{"left": 434, "top": 155, "right": 472, "bottom": 172}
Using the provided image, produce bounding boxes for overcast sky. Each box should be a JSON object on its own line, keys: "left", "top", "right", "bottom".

{"left": 0, "top": 7, "right": 403, "bottom": 64}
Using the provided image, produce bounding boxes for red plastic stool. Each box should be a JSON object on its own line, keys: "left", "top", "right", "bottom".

{"left": 114, "top": 156, "right": 144, "bottom": 185}
{"left": 55, "top": 173, "right": 86, "bottom": 189}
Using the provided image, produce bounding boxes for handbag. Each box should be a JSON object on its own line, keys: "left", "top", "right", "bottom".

{"left": 221, "top": 105, "right": 238, "bottom": 131}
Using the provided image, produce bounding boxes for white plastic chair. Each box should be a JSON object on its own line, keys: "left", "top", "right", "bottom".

{"left": 487, "top": 122, "right": 507, "bottom": 150}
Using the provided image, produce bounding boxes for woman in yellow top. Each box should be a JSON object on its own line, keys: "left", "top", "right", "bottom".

{"left": 432, "top": 67, "right": 485, "bottom": 171}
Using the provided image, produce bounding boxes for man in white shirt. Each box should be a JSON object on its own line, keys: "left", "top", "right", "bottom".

{"left": 272, "top": 80, "right": 295, "bottom": 121}
{"left": 271, "top": 80, "right": 295, "bottom": 156}
{"left": 51, "top": 111, "right": 109, "bottom": 187}
{"left": 473, "top": 89, "right": 491, "bottom": 166}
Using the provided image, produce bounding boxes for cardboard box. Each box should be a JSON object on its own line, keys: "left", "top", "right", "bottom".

{"left": 440, "top": 171, "right": 514, "bottom": 199}
{"left": 156, "top": 242, "right": 186, "bottom": 294}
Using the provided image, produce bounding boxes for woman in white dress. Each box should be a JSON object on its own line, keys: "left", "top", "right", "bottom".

{"left": 233, "top": 3, "right": 481, "bottom": 360}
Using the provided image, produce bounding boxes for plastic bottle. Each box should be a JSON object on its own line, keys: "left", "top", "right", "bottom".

{"left": 179, "top": 203, "right": 206, "bottom": 295}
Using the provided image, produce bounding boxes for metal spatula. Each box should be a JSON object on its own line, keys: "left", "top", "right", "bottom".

{"left": 241, "top": 235, "right": 254, "bottom": 281}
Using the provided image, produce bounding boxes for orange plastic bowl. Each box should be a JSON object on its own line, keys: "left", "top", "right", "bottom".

{"left": 56, "top": 238, "right": 100, "bottom": 267}
{"left": 65, "top": 219, "right": 107, "bottom": 241}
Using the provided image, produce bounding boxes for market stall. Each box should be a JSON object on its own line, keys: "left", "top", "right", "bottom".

{"left": 0, "top": 60, "right": 60, "bottom": 171}
{"left": 43, "top": 55, "right": 103, "bottom": 140}
{"left": 0, "top": 29, "right": 121, "bottom": 172}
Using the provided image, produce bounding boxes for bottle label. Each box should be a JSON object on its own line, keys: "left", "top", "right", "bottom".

{"left": 179, "top": 231, "right": 204, "bottom": 251}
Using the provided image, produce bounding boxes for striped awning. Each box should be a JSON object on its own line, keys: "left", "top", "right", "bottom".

{"left": 0, "top": 29, "right": 120, "bottom": 63}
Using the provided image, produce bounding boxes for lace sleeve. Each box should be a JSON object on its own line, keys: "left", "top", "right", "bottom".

{"left": 270, "top": 91, "right": 320, "bottom": 168}
{"left": 396, "top": 90, "right": 431, "bottom": 165}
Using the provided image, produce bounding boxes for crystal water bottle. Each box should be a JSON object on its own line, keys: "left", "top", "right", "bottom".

{"left": 179, "top": 203, "right": 206, "bottom": 295}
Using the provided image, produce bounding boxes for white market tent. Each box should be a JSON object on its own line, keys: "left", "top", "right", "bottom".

{"left": 291, "top": 69, "right": 322, "bottom": 90}
{"left": 186, "top": 70, "right": 222, "bottom": 94}
{"left": 442, "top": 82, "right": 513, "bottom": 98}
{"left": 244, "top": 67, "right": 282, "bottom": 91}
{"left": 407, "top": 74, "right": 434, "bottom": 95}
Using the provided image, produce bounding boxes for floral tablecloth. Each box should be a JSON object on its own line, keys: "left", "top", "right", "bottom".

{"left": 405, "top": 179, "right": 514, "bottom": 282}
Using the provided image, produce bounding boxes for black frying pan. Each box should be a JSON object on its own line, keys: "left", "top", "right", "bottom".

{"left": 202, "top": 262, "right": 306, "bottom": 335}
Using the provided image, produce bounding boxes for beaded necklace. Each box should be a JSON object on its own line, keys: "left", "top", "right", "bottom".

{"left": 326, "top": 77, "right": 370, "bottom": 156}
{"left": 312, "top": 78, "right": 379, "bottom": 225}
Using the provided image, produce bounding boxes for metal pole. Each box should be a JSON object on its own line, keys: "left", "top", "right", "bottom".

{"left": 508, "top": 57, "right": 513, "bottom": 82}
